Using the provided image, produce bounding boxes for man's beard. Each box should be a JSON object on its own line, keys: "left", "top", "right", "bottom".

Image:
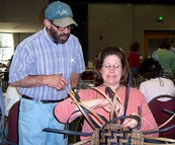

{"left": 49, "top": 28, "right": 70, "bottom": 44}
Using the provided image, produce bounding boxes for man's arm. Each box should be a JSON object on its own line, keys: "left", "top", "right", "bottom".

{"left": 70, "top": 73, "right": 81, "bottom": 88}
{"left": 10, "top": 74, "right": 68, "bottom": 90}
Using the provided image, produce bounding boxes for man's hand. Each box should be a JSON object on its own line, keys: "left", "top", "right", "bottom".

{"left": 45, "top": 74, "right": 68, "bottom": 90}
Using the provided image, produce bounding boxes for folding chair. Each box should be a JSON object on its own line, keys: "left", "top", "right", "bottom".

{"left": 0, "top": 85, "right": 18, "bottom": 145}
{"left": 148, "top": 95, "right": 175, "bottom": 139}
{"left": 7, "top": 101, "right": 20, "bottom": 144}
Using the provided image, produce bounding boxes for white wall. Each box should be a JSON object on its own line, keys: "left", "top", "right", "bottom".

{"left": 0, "top": 0, "right": 49, "bottom": 48}
{"left": 1, "top": 0, "right": 49, "bottom": 23}
{"left": 88, "top": 4, "right": 134, "bottom": 61}
{"left": 0, "top": 0, "right": 49, "bottom": 32}
{"left": 88, "top": 4, "right": 175, "bottom": 61}
{"left": 1, "top": 2, "right": 175, "bottom": 62}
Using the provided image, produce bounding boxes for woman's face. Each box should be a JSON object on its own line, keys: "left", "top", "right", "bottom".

{"left": 100, "top": 55, "right": 122, "bottom": 88}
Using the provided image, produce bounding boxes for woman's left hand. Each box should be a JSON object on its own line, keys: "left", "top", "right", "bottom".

{"left": 114, "top": 101, "right": 124, "bottom": 117}
{"left": 121, "top": 113, "right": 138, "bottom": 128}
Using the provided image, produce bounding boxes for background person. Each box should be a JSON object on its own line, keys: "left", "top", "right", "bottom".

{"left": 8, "top": 1, "right": 85, "bottom": 145}
{"left": 54, "top": 46, "right": 158, "bottom": 142}
{"left": 152, "top": 38, "right": 175, "bottom": 80}
{"left": 127, "top": 41, "right": 141, "bottom": 76}
{"left": 139, "top": 58, "right": 175, "bottom": 102}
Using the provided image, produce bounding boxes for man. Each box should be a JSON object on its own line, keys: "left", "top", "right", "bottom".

{"left": 9, "top": 1, "right": 85, "bottom": 145}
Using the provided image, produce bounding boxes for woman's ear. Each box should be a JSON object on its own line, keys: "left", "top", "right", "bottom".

{"left": 44, "top": 19, "right": 51, "bottom": 29}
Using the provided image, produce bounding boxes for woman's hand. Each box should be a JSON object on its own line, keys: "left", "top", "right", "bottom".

{"left": 121, "top": 113, "right": 139, "bottom": 128}
{"left": 81, "top": 99, "right": 124, "bottom": 117}
{"left": 102, "top": 99, "right": 124, "bottom": 117}
{"left": 114, "top": 101, "right": 124, "bottom": 117}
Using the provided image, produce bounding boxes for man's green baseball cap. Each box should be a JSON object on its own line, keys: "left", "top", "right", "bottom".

{"left": 45, "top": 1, "right": 78, "bottom": 27}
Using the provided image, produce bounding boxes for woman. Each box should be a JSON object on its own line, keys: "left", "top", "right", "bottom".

{"left": 139, "top": 57, "right": 175, "bottom": 102}
{"left": 54, "top": 46, "right": 158, "bottom": 141}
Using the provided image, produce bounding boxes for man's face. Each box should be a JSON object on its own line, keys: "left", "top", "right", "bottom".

{"left": 49, "top": 22, "right": 72, "bottom": 44}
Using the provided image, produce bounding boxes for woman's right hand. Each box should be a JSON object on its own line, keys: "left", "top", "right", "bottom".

{"left": 102, "top": 99, "right": 124, "bottom": 117}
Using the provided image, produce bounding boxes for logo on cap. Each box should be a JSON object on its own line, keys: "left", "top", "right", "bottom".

{"left": 45, "top": 1, "right": 73, "bottom": 20}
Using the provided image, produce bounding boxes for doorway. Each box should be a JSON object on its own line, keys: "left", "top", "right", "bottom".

{"left": 144, "top": 30, "right": 175, "bottom": 58}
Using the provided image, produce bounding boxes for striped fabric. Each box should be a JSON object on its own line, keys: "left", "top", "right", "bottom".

{"left": 9, "top": 27, "right": 85, "bottom": 100}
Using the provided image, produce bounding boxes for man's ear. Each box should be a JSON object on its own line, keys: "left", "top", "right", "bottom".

{"left": 44, "top": 19, "right": 51, "bottom": 29}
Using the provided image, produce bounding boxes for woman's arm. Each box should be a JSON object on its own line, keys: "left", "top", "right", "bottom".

{"left": 54, "top": 96, "right": 112, "bottom": 123}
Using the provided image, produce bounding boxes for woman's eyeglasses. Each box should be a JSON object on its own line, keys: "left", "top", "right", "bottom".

{"left": 102, "top": 64, "right": 122, "bottom": 70}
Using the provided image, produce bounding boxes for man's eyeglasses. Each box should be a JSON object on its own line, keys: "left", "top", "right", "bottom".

{"left": 50, "top": 21, "right": 74, "bottom": 31}
{"left": 102, "top": 64, "right": 122, "bottom": 70}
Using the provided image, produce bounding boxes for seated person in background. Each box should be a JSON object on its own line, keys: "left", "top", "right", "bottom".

{"left": 139, "top": 58, "right": 175, "bottom": 102}
{"left": 4, "top": 85, "right": 21, "bottom": 117}
{"left": 54, "top": 46, "right": 158, "bottom": 142}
